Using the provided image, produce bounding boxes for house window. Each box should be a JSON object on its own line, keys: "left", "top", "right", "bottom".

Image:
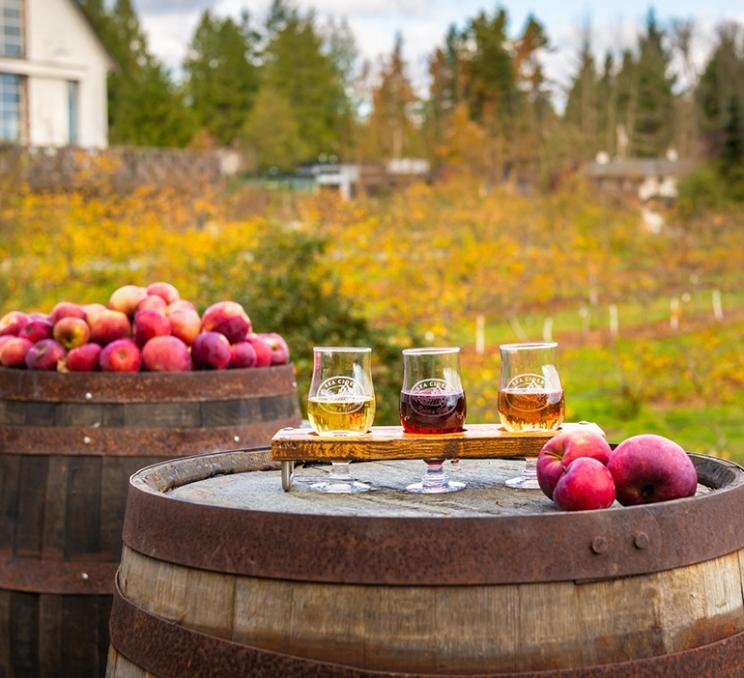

{"left": 0, "top": 0, "right": 24, "bottom": 58}
{"left": 68, "top": 80, "right": 79, "bottom": 145}
{"left": 0, "top": 72, "right": 23, "bottom": 142}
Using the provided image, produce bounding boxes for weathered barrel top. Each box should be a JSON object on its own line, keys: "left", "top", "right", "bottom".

{"left": 169, "top": 457, "right": 659, "bottom": 515}
{"left": 122, "top": 449, "right": 744, "bottom": 587}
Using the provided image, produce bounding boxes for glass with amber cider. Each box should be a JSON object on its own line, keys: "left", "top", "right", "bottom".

{"left": 498, "top": 342, "right": 564, "bottom": 489}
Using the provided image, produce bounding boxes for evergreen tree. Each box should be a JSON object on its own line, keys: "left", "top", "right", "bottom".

{"left": 461, "top": 8, "right": 519, "bottom": 128}
{"left": 184, "top": 11, "right": 259, "bottom": 146}
{"left": 423, "top": 25, "right": 462, "bottom": 159}
{"left": 597, "top": 52, "right": 617, "bottom": 154}
{"left": 564, "top": 36, "right": 599, "bottom": 156}
{"left": 242, "top": 86, "right": 304, "bottom": 172}
{"left": 364, "top": 34, "right": 420, "bottom": 160}
{"left": 261, "top": 6, "right": 351, "bottom": 163}
{"left": 614, "top": 49, "right": 638, "bottom": 157}
{"left": 722, "top": 95, "right": 743, "bottom": 170}
{"left": 632, "top": 10, "right": 675, "bottom": 157}
{"left": 81, "top": 0, "right": 194, "bottom": 147}
{"left": 696, "top": 24, "right": 744, "bottom": 159}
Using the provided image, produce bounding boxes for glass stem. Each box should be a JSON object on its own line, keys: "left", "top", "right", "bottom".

{"left": 422, "top": 459, "right": 447, "bottom": 491}
{"left": 523, "top": 458, "right": 537, "bottom": 478}
{"left": 329, "top": 461, "right": 353, "bottom": 481}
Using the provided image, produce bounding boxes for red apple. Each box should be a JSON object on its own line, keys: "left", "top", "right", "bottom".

{"left": 134, "top": 310, "right": 171, "bottom": 347}
{"left": 230, "top": 341, "right": 257, "bottom": 368}
{"left": 537, "top": 429, "right": 612, "bottom": 500}
{"left": 136, "top": 295, "right": 167, "bottom": 316}
{"left": 170, "top": 309, "right": 201, "bottom": 346}
{"left": 0, "top": 335, "right": 14, "bottom": 352}
{"left": 608, "top": 434, "right": 697, "bottom": 506}
{"left": 258, "top": 332, "right": 290, "bottom": 365}
{"left": 49, "top": 302, "right": 86, "bottom": 325}
{"left": 0, "top": 311, "right": 29, "bottom": 336}
{"left": 53, "top": 317, "right": 91, "bottom": 350}
{"left": 192, "top": 331, "right": 231, "bottom": 370}
{"left": 201, "top": 301, "right": 251, "bottom": 343}
{"left": 147, "top": 282, "right": 180, "bottom": 305}
{"left": 100, "top": 338, "right": 141, "bottom": 372}
{"left": 89, "top": 310, "right": 131, "bottom": 346}
{"left": 0, "top": 337, "right": 33, "bottom": 367}
{"left": 66, "top": 343, "right": 102, "bottom": 372}
{"left": 553, "top": 457, "right": 616, "bottom": 511}
{"left": 83, "top": 303, "right": 107, "bottom": 325}
{"left": 245, "top": 334, "right": 272, "bottom": 367}
{"left": 19, "top": 319, "right": 53, "bottom": 344}
{"left": 25, "top": 339, "right": 66, "bottom": 371}
{"left": 142, "top": 336, "right": 193, "bottom": 372}
{"left": 166, "top": 299, "right": 196, "bottom": 316}
{"left": 109, "top": 285, "right": 148, "bottom": 317}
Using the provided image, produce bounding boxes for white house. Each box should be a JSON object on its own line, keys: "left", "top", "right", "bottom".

{"left": 0, "top": 0, "right": 112, "bottom": 148}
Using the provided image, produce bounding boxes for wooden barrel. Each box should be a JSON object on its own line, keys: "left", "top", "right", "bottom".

{"left": 107, "top": 449, "right": 744, "bottom": 677}
{"left": 0, "top": 367, "right": 300, "bottom": 677}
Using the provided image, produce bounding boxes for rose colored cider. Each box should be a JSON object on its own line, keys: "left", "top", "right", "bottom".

{"left": 399, "top": 389, "right": 466, "bottom": 434}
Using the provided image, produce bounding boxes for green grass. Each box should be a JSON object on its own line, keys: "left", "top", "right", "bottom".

{"left": 451, "top": 285, "right": 744, "bottom": 347}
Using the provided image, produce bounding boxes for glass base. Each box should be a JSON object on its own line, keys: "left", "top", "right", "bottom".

{"left": 406, "top": 480, "right": 466, "bottom": 494}
{"left": 504, "top": 475, "right": 540, "bottom": 490}
{"left": 310, "top": 480, "right": 372, "bottom": 494}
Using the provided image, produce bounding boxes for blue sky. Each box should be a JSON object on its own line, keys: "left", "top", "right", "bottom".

{"left": 136, "top": 0, "right": 744, "bottom": 96}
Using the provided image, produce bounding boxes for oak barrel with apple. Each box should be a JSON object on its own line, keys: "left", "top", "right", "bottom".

{"left": 107, "top": 448, "right": 744, "bottom": 677}
{"left": 0, "top": 368, "right": 300, "bottom": 677}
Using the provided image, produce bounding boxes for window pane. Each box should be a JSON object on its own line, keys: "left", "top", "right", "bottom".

{"left": 0, "top": 0, "right": 23, "bottom": 57}
{"left": 0, "top": 73, "right": 22, "bottom": 142}
{"left": 68, "top": 81, "right": 79, "bottom": 145}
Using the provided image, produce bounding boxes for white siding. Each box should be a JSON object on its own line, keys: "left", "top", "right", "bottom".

{"left": 0, "top": 0, "right": 111, "bottom": 147}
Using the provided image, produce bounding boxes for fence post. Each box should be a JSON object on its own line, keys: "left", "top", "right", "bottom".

{"left": 543, "top": 317, "right": 553, "bottom": 343}
{"left": 609, "top": 304, "right": 619, "bottom": 339}
{"left": 579, "top": 307, "right": 590, "bottom": 336}
{"left": 712, "top": 289, "right": 724, "bottom": 321}
{"left": 670, "top": 297, "right": 680, "bottom": 332}
{"left": 475, "top": 314, "right": 485, "bottom": 355}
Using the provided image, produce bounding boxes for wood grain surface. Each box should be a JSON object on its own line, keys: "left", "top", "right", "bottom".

{"left": 271, "top": 421, "right": 603, "bottom": 461}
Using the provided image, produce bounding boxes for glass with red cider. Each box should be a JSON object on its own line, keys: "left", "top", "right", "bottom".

{"left": 400, "top": 347, "right": 467, "bottom": 493}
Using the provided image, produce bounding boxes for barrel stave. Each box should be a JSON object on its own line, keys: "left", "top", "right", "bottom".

{"left": 0, "top": 367, "right": 301, "bottom": 678}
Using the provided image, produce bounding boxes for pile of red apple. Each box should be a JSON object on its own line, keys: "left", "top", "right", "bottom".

{"left": 0, "top": 283, "right": 289, "bottom": 372}
{"left": 536, "top": 430, "right": 698, "bottom": 510}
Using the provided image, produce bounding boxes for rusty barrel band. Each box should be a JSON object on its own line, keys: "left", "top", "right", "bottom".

{"left": 0, "top": 364, "right": 298, "bottom": 403}
{"left": 0, "top": 557, "right": 117, "bottom": 595}
{"left": 0, "top": 418, "right": 298, "bottom": 456}
{"left": 110, "top": 576, "right": 744, "bottom": 678}
{"left": 121, "top": 452, "right": 744, "bottom": 585}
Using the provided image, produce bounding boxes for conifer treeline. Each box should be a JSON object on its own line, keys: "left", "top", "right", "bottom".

{"left": 80, "top": 0, "right": 744, "bottom": 179}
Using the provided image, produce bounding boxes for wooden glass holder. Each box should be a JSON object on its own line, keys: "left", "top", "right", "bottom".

{"left": 272, "top": 422, "right": 602, "bottom": 491}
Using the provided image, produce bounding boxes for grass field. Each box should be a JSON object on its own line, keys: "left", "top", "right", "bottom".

{"left": 456, "top": 290, "right": 744, "bottom": 463}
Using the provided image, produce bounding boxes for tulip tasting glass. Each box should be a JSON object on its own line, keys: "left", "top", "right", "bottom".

{"left": 400, "top": 347, "right": 467, "bottom": 494}
{"left": 498, "top": 342, "right": 564, "bottom": 489}
{"left": 307, "top": 347, "right": 375, "bottom": 493}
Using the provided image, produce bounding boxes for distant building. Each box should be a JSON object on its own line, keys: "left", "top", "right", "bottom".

{"left": 585, "top": 156, "right": 696, "bottom": 203}
{"left": 0, "top": 0, "right": 113, "bottom": 147}
{"left": 304, "top": 159, "right": 431, "bottom": 199}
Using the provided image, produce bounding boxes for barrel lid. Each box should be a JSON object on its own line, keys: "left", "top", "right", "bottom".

{"left": 122, "top": 449, "right": 744, "bottom": 585}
